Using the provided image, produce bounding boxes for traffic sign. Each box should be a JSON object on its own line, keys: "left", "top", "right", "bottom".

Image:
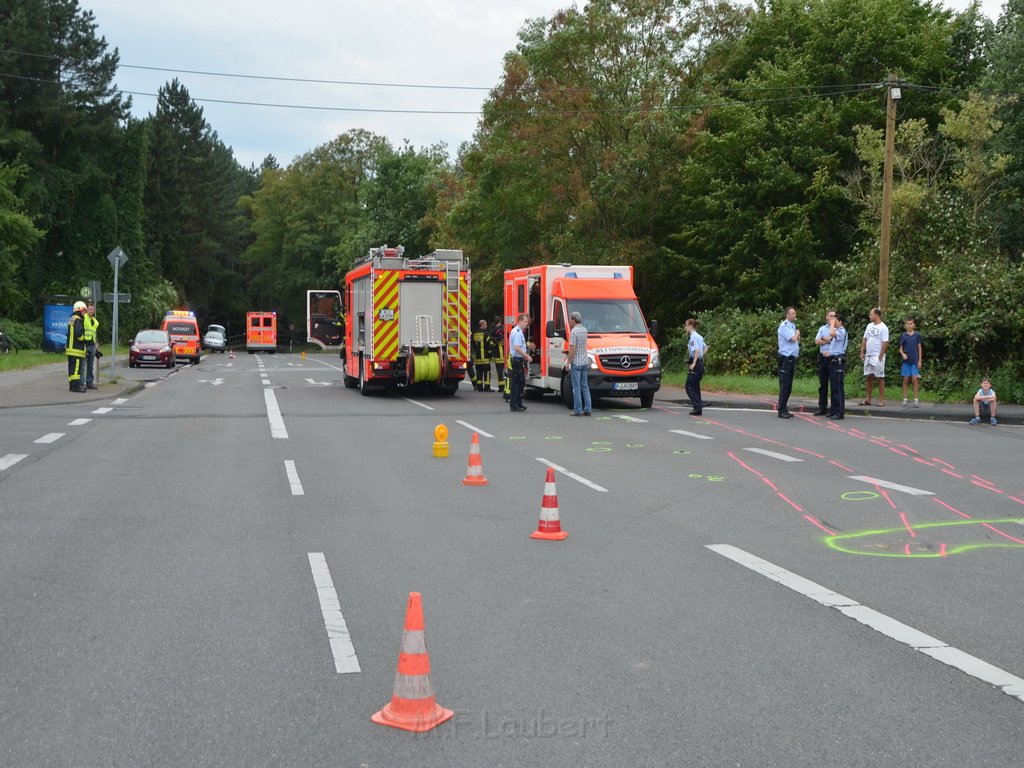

{"left": 103, "top": 293, "right": 131, "bottom": 303}
{"left": 107, "top": 246, "right": 128, "bottom": 269}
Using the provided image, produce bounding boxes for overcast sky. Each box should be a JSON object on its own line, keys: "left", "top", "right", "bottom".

{"left": 85, "top": 0, "right": 1005, "bottom": 170}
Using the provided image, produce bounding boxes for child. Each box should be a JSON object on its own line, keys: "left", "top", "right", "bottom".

{"left": 899, "top": 317, "right": 923, "bottom": 407}
{"left": 969, "top": 378, "right": 998, "bottom": 426}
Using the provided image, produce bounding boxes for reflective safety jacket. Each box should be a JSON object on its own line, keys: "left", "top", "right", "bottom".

{"left": 490, "top": 323, "right": 505, "bottom": 363}
{"left": 83, "top": 313, "right": 99, "bottom": 344}
{"left": 471, "top": 329, "right": 492, "bottom": 363}
{"left": 66, "top": 312, "right": 87, "bottom": 358}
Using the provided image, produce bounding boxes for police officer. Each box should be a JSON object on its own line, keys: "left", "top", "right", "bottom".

{"left": 826, "top": 312, "right": 848, "bottom": 420}
{"left": 471, "top": 319, "right": 492, "bottom": 391}
{"left": 83, "top": 302, "right": 100, "bottom": 389}
{"left": 684, "top": 318, "right": 707, "bottom": 416}
{"left": 813, "top": 309, "right": 835, "bottom": 415}
{"left": 66, "top": 301, "right": 88, "bottom": 393}
{"left": 776, "top": 307, "right": 800, "bottom": 418}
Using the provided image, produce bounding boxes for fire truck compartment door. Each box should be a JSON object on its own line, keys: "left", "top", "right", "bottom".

{"left": 399, "top": 281, "right": 444, "bottom": 348}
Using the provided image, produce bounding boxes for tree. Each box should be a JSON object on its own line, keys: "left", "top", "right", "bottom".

{"left": 0, "top": 160, "right": 44, "bottom": 311}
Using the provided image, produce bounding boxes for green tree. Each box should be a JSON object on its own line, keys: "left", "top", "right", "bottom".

{"left": 0, "top": 160, "right": 44, "bottom": 309}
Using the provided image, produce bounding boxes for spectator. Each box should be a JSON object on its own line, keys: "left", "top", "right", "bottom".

{"left": 564, "top": 311, "right": 592, "bottom": 416}
{"left": 814, "top": 309, "right": 836, "bottom": 416}
{"left": 776, "top": 307, "right": 800, "bottom": 419}
{"left": 859, "top": 307, "right": 889, "bottom": 406}
{"left": 970, "top": 379, "right": 998, "bottom": 426}
{"left": 899, "top": 317, "right": 923, "bottom": 407}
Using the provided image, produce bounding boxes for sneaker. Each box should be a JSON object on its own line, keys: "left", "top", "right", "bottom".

{"left": 901, "top": 400, "right": 908, "bottom": 407}
{"left": 990, "top": 418, "right": 998, "bottom": 426}
{"left": 913, "top": 400, "right": 920, "bottom": 408}
{"left": 969, "top": 417, "right": 980, "bottom": 425}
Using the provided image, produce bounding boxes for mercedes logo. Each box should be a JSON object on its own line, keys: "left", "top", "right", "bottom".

{"left": 620, "top": 355, "right": 631, "bottom": 368}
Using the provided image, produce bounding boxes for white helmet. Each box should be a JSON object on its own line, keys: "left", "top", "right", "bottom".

{"left": 73, "top": 301, "right": 87, "bottom": 312}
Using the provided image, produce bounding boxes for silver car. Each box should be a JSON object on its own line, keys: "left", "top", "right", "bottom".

{"left": 202, "top": 329, "right": 227, "bottom": 353}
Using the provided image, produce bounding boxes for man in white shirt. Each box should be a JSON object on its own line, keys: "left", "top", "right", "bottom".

{"left": 859, "top": 307, "right": 889, "bottom": 406}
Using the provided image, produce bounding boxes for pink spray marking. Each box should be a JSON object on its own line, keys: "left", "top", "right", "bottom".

{"left": 930, "top": 457, "right": 955, "bottom": 469}
{"left": 904, "top": 543, "right": 913, "bottom": 555}
{"left": 979, "top": 524, "right": 1024, "bottom": 545}
{"left": 1009, "top": 496, "right": 1024, "bottom": 506}
{"left": 913, "top": 457, "right": 936, "bottom": 467}
{"left": 889, "top": 447, "right": 911, "bottom": 457}
{"left": 932, "top": 498, "right": 972, "bottom": 520}
{"left": 791, "top": 446, "right": 826, "bottom": 459}
{"left": 939, "top": 543, "right": 948, "bottom": 557}
{"left": 898, "top": 444, "right": 919, "bottom": 454}
{"left": 876, "top": 486, "right": 898, "bottom": 511}
{"left": 760, "top": 477, "right": 780, "bottom": 492}
{"left": 899, "top": 512, "right": 916, "bottom": 538}
{"left": 727, "top": 451, "right": 766, "bottom": 478}
{"left": 941, "top": 469, "right": 965, "bottom": 479}
{"left": 870, "top": 439, "right": 889, "bottom": 448}
{"left": 971, "top": 480, "right": 1004, "bottom": 494}
{"left": 776, "top": 493, "right": 804, "bottom": 513}
{"left": 762, "top": 438, "right": 789, "bottom": 447}
{"left": 803, "top": 515, "right": 835, "bottom": 535}
{"left": 829, "top": 460, "right": 853, "bottom": 472}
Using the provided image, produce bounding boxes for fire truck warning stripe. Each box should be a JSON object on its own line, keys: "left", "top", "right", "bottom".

{"left": 307, "top": 552, "right": 361, "bottom": 674}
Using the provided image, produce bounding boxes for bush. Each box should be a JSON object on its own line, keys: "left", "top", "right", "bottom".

{"left": 0, "top": 317, "right": 43, "bottom": 351}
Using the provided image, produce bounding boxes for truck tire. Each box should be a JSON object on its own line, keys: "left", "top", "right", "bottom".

{"left": 358, "top": 365, "right": 372, "bottom": 396}
{"left": 639, "top": 390, "right": 655, "bottom": 408}
{"left": 560, "top": 375, "right": 574, "bottom": 409}
{"left": 343, "top": 374, "right": 358, "bottom": 389}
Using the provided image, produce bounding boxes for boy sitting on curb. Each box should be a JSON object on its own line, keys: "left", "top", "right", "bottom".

{"left": 969, "top": 378, "right": 998, "bottom": 426}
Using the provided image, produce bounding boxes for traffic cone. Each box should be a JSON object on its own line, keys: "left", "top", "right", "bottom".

{"left": 531, "top": 467, "right": 569, "bottom": 540}
{"left": 461, "top": 432, "right": 488, "bottom": 486}
{"left": 371, "top": 592, "right": 454, "bottom": 733}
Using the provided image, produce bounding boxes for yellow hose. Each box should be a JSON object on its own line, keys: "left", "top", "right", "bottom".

{"left": 411, "top": 351, "right": 441, "bottom": 384}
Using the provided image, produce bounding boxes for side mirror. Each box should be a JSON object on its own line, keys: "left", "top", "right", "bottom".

{"left": 649, "top": 320, "right": 659, "bottom": 339}
{"left": 545, "top": 320, "right": 558, "bottom": 339}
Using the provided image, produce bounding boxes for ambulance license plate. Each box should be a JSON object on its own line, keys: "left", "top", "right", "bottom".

{"left": 613, "top": 382, "right": 638, "bottom": 391}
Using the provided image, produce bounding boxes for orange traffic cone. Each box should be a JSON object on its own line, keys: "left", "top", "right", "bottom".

{"left": 531, "top": 467, "right": 569, "bottom": 540}
{"left": 461, "top": 432, "right": 488, "bottom": 486}
{"left": 371, "top": 592, "right": 454, "bottom": 733}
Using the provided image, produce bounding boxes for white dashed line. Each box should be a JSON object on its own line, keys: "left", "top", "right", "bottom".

{"left": 284, "top": 460, "right": 304, "bottom": 496}
{"left": 613, "top": 414, "right": 649, "bottom": 423}
{"left": 744, "top": 447, "right": 803, "bottom": 463}
{"left": 34, "top": 433, "right": 65, "bottom": 444}
{"left": 403, "top": 397, "right": 434, "bottom": 411}
{"left": 67, "top": 418, "right": 92, "bottom": 426}
{"left": 264, "top": 389, "right": 289, "bottom": 439}
{"left": 456, "top": 420, "right": 494, "bottom": 438}
{"left": 92, "top": 407, "right": 113, "bottom": 414}
{"left": 847, "top": 475, "right": 934, "bottom": 496}
{"left": 307, "top": 553, "right": 361, "bottom": 674}
{"left": 707, "top": 544, "right": 1024, "bottom": 704}
{"left": 669, "top": 429, "right": 714, "bottom": 440}
{"left": 111, "top": 398, "right": 129, "bottom": 405}
{"left": 0, "top": 454, "right": 28, "bottom": 471}
{"left": 535, "top": 458, "right": 608, "bottom": 493}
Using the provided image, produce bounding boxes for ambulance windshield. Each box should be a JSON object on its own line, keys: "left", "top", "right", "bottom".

{"left": 568, "top": 300, "right": 647, "bottom": 334}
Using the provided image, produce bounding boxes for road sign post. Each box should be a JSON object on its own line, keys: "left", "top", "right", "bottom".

{"left": 106, "top": 247, "right": 129, "bottom": 377}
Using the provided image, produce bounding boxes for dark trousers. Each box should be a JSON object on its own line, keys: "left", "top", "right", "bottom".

{"left": 510, "top": 358, "right": 526, "bottom": 410}
{"left": 685, "top": 358, "right": 705, "bottom": 411}
{"left": 777, "top": 354, "right": 796, "bottom": 413}
{"left": 829, "top": 356, "right": 846, "bottom": 417}
{"left": 817, "top": 354, "right": 830, "bottom": 411}
{"left": 67, "top": 356, "right": 85, "bottom": 390}
{"left": 86, "top": 343, "right": 96, "bottom": 386}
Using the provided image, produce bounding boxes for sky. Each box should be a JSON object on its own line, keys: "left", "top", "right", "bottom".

{"left": 85, "top": 0, "right": 1006, "bottom": 169}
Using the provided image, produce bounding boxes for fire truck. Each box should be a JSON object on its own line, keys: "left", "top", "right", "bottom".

{"left": 308, "top": 246, "right": 471, "bottom": 395}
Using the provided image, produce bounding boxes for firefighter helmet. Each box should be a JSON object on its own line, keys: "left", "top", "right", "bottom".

{"left": 73, "top": 301, "right": 87, "bottom": 312}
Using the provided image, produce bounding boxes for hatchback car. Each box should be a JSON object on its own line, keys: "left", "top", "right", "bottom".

{"left": 129, "top": 330, "right": 176, "bottom": 368}
{"left": 203, "top": 329, "right": 227, "bottom": 352}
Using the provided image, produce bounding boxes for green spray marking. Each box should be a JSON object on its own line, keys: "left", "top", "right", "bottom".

{"left": 587, "top": 447, "right": 612, "bottom": 452}
{"left": 707, "top": 476, "right": 725, "bottom": 482}
{"left": 545, "top": 435, "right": 562, "bottom": 440}
{"left": 508, "top": 436, "right": 526, "bottom": 440}
{"left": 841, "top": 491, "right": 879, "bottom": 501}
{"left": 625, "top": 443, "right": 644, "bottom": 448}
{"left": 689, "top": 473, "right": 703, "bottom": 479}
{"left": 592, "top": 441, "right": 613, "bottom": 446}
{"left": 825, "top": 518, "right": 1024, "bottom": 558}
{"left": 673, "top": 450, "right": 692, "bottom": 455}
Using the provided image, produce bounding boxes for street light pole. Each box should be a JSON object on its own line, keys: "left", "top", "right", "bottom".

{"left": 879, "top": 74, "right": 900, "bottom": 312}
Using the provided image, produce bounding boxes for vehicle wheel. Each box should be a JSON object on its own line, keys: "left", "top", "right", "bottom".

{"left": 560, "top": 375, "right": 574, "bottom": 409}
{"left": 248, "top": 350, "right": 254, "bottom": 354}
{"left": 639, "top": 390, "right": 655, "bottom": 408}
{"left": 166, "top": 360, "right": 173, "bottom": 369}
{"left": 128, "top": 360, "right": 135, "bottom": 368}
{"left": 192, "top": 356, "right": 200, "bottom": 365}
{"left": 343, "top": 374, "right": 358, "bottom": 389}
{"left": 358, "top": 364, "right": 372, "bottom": 396}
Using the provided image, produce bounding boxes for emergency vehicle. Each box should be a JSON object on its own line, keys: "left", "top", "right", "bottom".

{"left": 160, "top": 310, "right": 201, "bottom": 364}
{"left": 308, "top": 246, "right": 470, "bottom": 395}
{"left": 246, "top": 311, "right": 277, "bottom": 354}
{"left": 503, "top": 264, "right": 661, "bottom": 408}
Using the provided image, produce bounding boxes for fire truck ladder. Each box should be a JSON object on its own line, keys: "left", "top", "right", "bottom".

{"left": 444, "top": 260, "right": 461, "bottom": 358}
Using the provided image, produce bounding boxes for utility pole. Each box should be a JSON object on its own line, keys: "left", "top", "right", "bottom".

{"left": 879, "top": 74, "right": 900, "bottom": 312}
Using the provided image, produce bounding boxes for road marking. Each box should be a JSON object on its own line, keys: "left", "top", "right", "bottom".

{"left": 456, "top": 420, "right": 493, "bottom": 438}
{"left": 743, "top": 447, "right": 803, "bottom": 463}
{"left": 92, "top": 407, "right": 113, "bottom": 414}
{"left": 304, "top": 377, "right": 331, "bottom": 386}
{"left": 67, "top": 418, "right": 92, "bottom": 426}
{"left": 284, "top": 460, "right": 304, "bottom": 495}
{"left": 264, "top": 389, "right": 289, "bottom": 439}
{"left": 707, "top": 544, "right": 1024, "bottom": 704}
{"left": 111, "top": 398, "right": 129, "bottom": 405}
{"left": 34, "top": 433, "right": 65, "bottom": 444}
{"left": 847, "top": 475, "right": 934, "bottom": 496}
{"left": 403, "top": 397, "right": 434, "bottom": 411}
{"left": 669, "top": 429, "right": 714, "bottom": 440}
{"left": 613, "top": 414, "right": 648, "bottom": 423}
{"left": 0, "top": 454, "right": 28, "bottom": 471}
{"left": 198, "top": 378, "right": 224, "bottom": 386}
{"left": 535, "top": 458, "right": 608, "bottom": 493}
{"left": 307, "top": 553, "right": 361, "bottom": 674}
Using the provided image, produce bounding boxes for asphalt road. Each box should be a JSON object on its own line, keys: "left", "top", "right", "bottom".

{"left": 2, "top": 353, "right": 1022, "bottom": 767}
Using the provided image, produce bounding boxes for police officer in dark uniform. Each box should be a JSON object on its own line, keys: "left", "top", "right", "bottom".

{"left": 66, "top": 301, "right": 88, "bottom": 392}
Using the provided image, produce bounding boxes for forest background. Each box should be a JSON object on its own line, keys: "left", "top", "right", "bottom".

{"left": 2, "top": 0, "right": 1023, "bottom": 400}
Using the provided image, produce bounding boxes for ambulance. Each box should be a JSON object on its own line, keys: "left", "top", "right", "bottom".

{"left": 503, "top": 264, "right": 661, "bottom": 408}
{"left": 160, "top": 309, "right": 201, "bottom": 365}
{"left": 246, "top": 311, "right": 277, "bottom": 354}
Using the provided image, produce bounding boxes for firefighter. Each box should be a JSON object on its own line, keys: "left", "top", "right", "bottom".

{"left": 66, "top": 301, "right": 88, "bottom": 393}
{"left": 490, "top": 315, "right": 505, "bottom": 393}
{"left": 83, "top": 302, "right": 100, "bottom": 389}
{"left": 471, "top": 319, "right": 492, "bottom": 391}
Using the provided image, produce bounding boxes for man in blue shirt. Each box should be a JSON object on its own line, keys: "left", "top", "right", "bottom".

{"left": 508, "top": 314, "right": 532, "bottom": 412}
{"left": 776, "top": 307, "right": 800, "bottom": 418}
{"left": 684, "top": 318, "right": 707, "bottom": 416}
{"left": 825, "top": 312, "right": 848, "bottom": 420}
{"left": 899, "top": 317, "right": 923, "bottom": 407}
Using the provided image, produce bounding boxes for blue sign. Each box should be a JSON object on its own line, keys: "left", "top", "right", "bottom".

{"left": 43, "top": 302, "right": 72, "bottom": 352}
